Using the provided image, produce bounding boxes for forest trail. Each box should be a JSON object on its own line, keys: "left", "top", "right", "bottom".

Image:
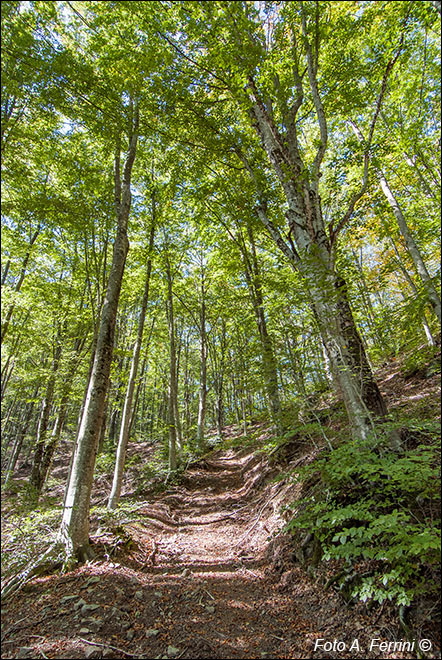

{"left": 100, "top": 443, "right": 314, "bottom": 659}
{"left": 2, "top": 435, "right": 397, "bottom": 660}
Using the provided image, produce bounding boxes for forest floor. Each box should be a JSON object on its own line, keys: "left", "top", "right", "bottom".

{"left": 1, "top": 353, "right": 441, "bottom": 659}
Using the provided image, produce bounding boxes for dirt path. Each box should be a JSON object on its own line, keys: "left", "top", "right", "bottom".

{"left": 0, "top": 444, "right": 407, "bottom": 659}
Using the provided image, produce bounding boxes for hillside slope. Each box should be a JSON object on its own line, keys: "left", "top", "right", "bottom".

{"left": 1, "top": 353, "right": 440, "bottom": 659}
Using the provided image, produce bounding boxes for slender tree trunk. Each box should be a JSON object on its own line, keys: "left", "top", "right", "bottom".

{"left": 242, "top": 224, "right": 282, "bottom": 433}
{"left": 165, "top": 260, "right": 178, "bottom": 471}
{"left": 108, "top": 206, "right": 155, "bottom": 509}
{"left": 351, "top": 248, "right": 391, "bottom": 352}
{"left": 1, "top": 396, "right": 18, "bottom": 456}
{"left": 378, "top": 171, "right": 441, "bottom": 323}
{"left": 1, "top": 258, "right": 10, "bottom": 285}
{"left": 37, "top": 401, "right": 67, "bottom": 490}
{"left": 285, "top": 334, "right": 307, "bottom": 397}
{"left": 1, "top": 357, "right": 15, "bottom": 401}
{"left": 30, "top": 340, "right": 62, "bottom": 493}
{"left": 97, "top": 393, "right": 109, "bottom": 455}
{"left": 58, "top": 102, "right": 139, "bottom": 560}
{"left": 196, "top": 274, "right": 208, "bottom": 451}
{"left": 389, "top": 237, "right": 436, "bottom": 346}
{"left": 4, "top": 391, "right": 38, "bottom": 486}
{"left": 37, "top": 335, "right": 86, "bottom": 491}
{"left": 1, "top": 224, "right": 41, "bottom": 344}
{"left": 208, "top": 320, "right": 227, "bottom": 440}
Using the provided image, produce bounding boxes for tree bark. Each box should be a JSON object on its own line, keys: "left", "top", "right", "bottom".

{"left": 196, "top": 269, "right": 208, "bottom": 451}
{"left": 108, "top": 202, "right": 155, "bottom": 509}
{"left": 30, "top": 339, "right": 62, "bottom": 493}
{"left": 4, "top": 391, "right": 38, "bottom": 486}
{"left": 1, "top": 224, "right": 41, "bottom": 344}
{"left": 379, "top": 171, "right": 441, "bottom": 323}
{"left": 389, "top": 237, "right": 435, "bottom": 346}
{"left": 58, "top": 101, "right": 139, "bottom": 560}
{"left": 244, "top": 224, "right": 282, "bottom": 433}
{"left": 165, "top": 259, "right": 178, "bottom": 471}
{"left": 241, "top": 50, "right": 393, "bottom": 443}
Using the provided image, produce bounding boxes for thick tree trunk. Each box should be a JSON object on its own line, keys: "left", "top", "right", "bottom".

{"left": 58, "top": 103, "right": 139, "bottom": 560}
{"left": 334, "top": 276, "right": 387, "bottom": 417}
{"left": 245, "top": 84, "right": 391, "bottom": 444}
{"left": 108, "top": 210, "right": 155, "bottom": 509}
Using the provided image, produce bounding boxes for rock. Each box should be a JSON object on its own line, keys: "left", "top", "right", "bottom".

{"left": 205, "top": 605, "right": 215, "bottom": 614}
{"left": 126, "top": 628, "right": 135, "bottom": 641}
{"left": 74, "top": 598, "right": 87, "bottom": 610}
{"left": 167, "top": 646, "right": 180, "bottom": 657}
{"left": 60, "top": 595, "right": 79, "bottom": 603}
{"left": 81, "top": 604, "right": 100, "bottom": 615}
{"left": 85, "top": 617, "right": 102, "bottom": 627}
{"left": 85, "top": 647, "right": 100, "bottom": 658}
{"left": 18, "top": 648, "right": 34, "bottom": 658}
{"left": 121, "top": 621, "right": 131, "bottom": 630}
{"left": 135, "top": 590, "right": 143, "bottom": 600}
{"left": 146, "top": 629, "right": 160, "bottom": 637}
{"left": 79, "top": 627, "right": 91, "bottom": 633}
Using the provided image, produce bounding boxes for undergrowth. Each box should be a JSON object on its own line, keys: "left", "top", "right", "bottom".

{"left": 1, "top": 498, "right": 61, "bottom": 587}
{"left": 284, "top": 418, "right": 441, "bottom": 609}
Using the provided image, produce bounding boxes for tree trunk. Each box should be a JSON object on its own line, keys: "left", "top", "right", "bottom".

{"left": 108, "top": 205, "right": 155, "bottom": 509}
{"left": 4, "top": 392, "right": 38, "bottom": 486}
{"left": 1, "top": 224, "right": 41, "bottom": 344}
{"left": 379, "top": 171, "right": 441, "bottom": 323}
{"left": 244, "top": 78, "right": 391, "bottom": 444}
{"left": 241, "top": 224, "right": 282, "bottom": 433}
{"left": 389, "top": 237, "right": 436, "bottom": 346}
{"left": 58, "top": 102, "right": 139, "bottom": 560}
{"left": 37, "top": 336, "right": 86, "bottom": 491}
{"left": 196, "top": 274, "right": 208, "bottom": 452}
{"left": 165, "top": 260, "right": 178, "bottom": 471}
{"left": 30, "top": 340, "right": 62, "bottom": 493}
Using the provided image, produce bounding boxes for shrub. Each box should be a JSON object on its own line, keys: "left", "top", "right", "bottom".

{"left": 285, "top": 420, "right": 441, "bottom": 607}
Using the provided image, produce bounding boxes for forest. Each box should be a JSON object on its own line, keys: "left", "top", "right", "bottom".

{"left": 1, "top": 1, "right": 441, "bottom": 658}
